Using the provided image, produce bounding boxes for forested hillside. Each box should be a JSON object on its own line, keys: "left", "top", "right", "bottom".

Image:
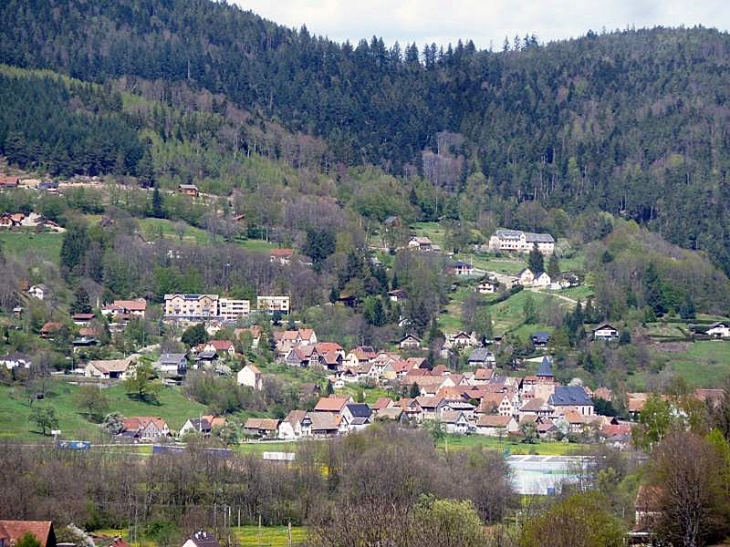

{"left": 3, "top": 1, "right": 730, "bottom": 274}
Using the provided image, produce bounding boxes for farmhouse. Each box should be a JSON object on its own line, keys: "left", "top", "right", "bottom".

{"left": 178, "top": 184, "right": 200, "bottom": 197}
{"left": 706, "top": 322, "right": 730, "bottom": 339}
{"left": 102, "top": 298, "right": 147, "bottom": 319}
{"left": 593, "top": 323, "right": 620, "bottom": 341}
{"left": 450, "top": 260, "right": 474, "bottom": 277}
{"left": 85, "top": 356, "right": 138, "bottom": 380}
{"left": 270, "top": 248, "right": 294, "bottom": 265}
{"left": 398, "top": 334, "right": 422, "bottom": 350}
{"left": 119, "top": 416, "right": 171, "bottom": 440}
{"left": 407, "top": 236, "right": 433, "bottom": 252}
{"left": 477, "top": 279, "right": 499, "bottom": 294}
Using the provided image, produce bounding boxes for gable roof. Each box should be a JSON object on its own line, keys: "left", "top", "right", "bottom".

{"left": 532, "top": 331, "right": 551, "bottom": 344}
{"left": 307, "top": 412, "right": 342, "bottom": 431}
{"left": 314, "top": 395, "right": 351, "bottom": 412}
{"left": 477, "top": 415, "right": 511, "bottom": 428}
{"left": 208, "top": 340, "right": 234, "bottom": 351}
{"left": 468, "top": 348, "right": 494, "bottom": 362}
{"left": 186, "top": 531, "right": 219, "bottom": 547}
{"left": 284, "top": 410, "right": 308, "bottom": 426}
{"left": 0, "top": 521, "right": 55, "bottom": 547}
{"left": 122, "top": 416, "right": 168, "bottom": 433}
{"left": 372, "top": 397, "right": 393, "bottom": 411}
{"left": 549, "top": 386, "right": 592, "bottom": 406}
{"left": 346, "top": 403, "right": 372, "bottom": 419}
{"left": 89, "top": 357, "right": 136, "bottom": 374}
{"left": 160, "top": 353, "right": 187, "bottom": 365}
{"left": 244, "top": 418, "right": 279, "bottom": 431}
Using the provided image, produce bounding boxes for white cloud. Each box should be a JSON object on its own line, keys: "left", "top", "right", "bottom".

{"left": 233, "top": 0, "right": 729, "bottom": 49}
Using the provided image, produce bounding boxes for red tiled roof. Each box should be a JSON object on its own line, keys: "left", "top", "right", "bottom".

{"left": 314, "top": 395, "right": 350, "bottom": 412}
{"left": 477, "top": 415, "right": 511, "bottom": 428}
{"left": 208, "top": 340, "right": 234, "bottom": 351}
{"left": 0, "top": 521, "right": 54, "bottom": 547}
{"left": 270, "top": 248, "right": 294, "bottom": 257}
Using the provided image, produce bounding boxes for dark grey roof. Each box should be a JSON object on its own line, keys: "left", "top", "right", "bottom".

{"left": 468, "top": 348, "right": 495, "bottom": 362}
{"left": 536, "top": 356, "right": 553, "bottom": 377}
{"left": 186, "top": 418, "right": 212, "bottom": 433}
{"left": 532, "top": 331, "right": 551, "bottom": 344}
{"left": 549, "top": 386, "right": 592, "bottom": 406}
{"left": 495, "top": 229, "right": 523, "bottom": 239}
{"left": 525, "top": 232, "right": 555, "bottom": 243}
{"left": 346, "top": 403, "right": 372, "bottom": 419}
{"left": 160, "top": 353, "right": 187, "bottom": 365}
{"left": 188, "top": 531, "right": 219, "bottom": 547}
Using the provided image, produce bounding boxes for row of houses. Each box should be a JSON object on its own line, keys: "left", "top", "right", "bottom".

{"left": 0, "top": 212, "right": 64, "bottom": 232}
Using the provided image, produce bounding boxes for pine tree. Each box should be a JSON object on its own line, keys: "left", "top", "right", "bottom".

{"left": 60, "top": 222, "right": 90, "bottom": 277}
{"left": 70, "top": 286, "right": 92, "bottom": 314}
{"left": 547, "top": 253, "right": 561, "bottom": 279}
{"left": 152, "top": 185, "right": 165, "bottom": 218}
{"left": 528, "top": 244, "right": 544, "bottom": 274}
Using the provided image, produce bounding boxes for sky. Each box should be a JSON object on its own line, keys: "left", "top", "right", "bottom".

{"left": 234, "top": 1, "right": 729, "bottom": 50}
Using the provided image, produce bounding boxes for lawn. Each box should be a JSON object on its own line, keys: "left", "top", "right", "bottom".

{"left": 234, "top": 526, "right": 307, "bottom": 547}
{"left": 0, "top": 231, "right": 63, "bottom": 263}
{"left": 138, "top": 218, "right": 210, "bottom": 245}
{"left": 467, "top": 255, "right": 527, "bottom": 275}
{"left": 652, "top": 340, "right": 730, "bottom": 388}
{"left": 556, "top": 285, "right": 594, "bottom": 301}
{"left": 437, "top": 434, "right": 588, "bottom": 456}
{"left": 490, "top": 290, "right": 573, "bottom": 336}
{"left": 0, "top": 381, "right": 207, "bottom": 440}
{"left": 410, "top": 221, "right": 447, "bottom": 248}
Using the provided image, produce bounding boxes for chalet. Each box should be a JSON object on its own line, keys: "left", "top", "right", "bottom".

{"left": 531, "top": 331, "right": 551, "bottom": 349}
{"left": 86, "top": 357, "right": 137, "bottom": 380}
{"left": 179, "top": 415, "right": 226, "bottom": 437}
{"left": 182, "top": 531, "right": 219, "bottom": 547}
{"left": 450, "top": 260, "right": 474, "bottom": 277}
{"left": 157, "top": 353, "right": 187, "bottom": 375}
{"left": 516, "top": 268, "right": 535, "bottom": 286}
{"left": 237, "top": 364, "right": 263, "bottom": 391}
{"left": 388, "top": 288, "right": 409, "bottom": 302}
{"left": 441, "top": 411, "right": 471, "bottom": 434}
{"left": 243, "top": 418, "right": 280, "bottom": 438}
{"left": 488, "top": 229, "right": 555, "bottom": 254}
{"left": 28, "top": 284, "right": 48, "bottom": 300}
{"left": 593, "top": 323, "right": 620, "bottom": 341}
{"left": 342, "top": 403, "right": 373, "bottom": 431}
{"left": 476, "top": 414, "right": 511, "bottom": 436}
{"left": 706, "top": 322, "right": 730, "bottom": 339}
{"left": 0, "top": 213, "right": 22, "bottom": 228}
{"left": 0, "top": 176, "right": 20, "bottom": 189}
{"left": 119, "top": 416, "right": 171, "bottom": 440}
{"left": 270, "top": 248, "right": 294, "bottom": 265}
{"left": 398, "top": 334, "right": 422, "bottom": 350}
{"left": 467, "top": 348, "right": 496, "bottom": 368}
{"left": 407, "top": 236, "right": 433, "bottom": 252}
{"left": 446, "top": 331, "right": 476, "bottom": 349}
{"left": 40, "top": 322, "right": 62, "bottom": 339}
{"left": 345, "top": 346, "right": 377, "bottom": 367}
{"left": 0, "top": 521, "right": 56, "bottom": 547}
{"left": 306, "top": 412, "right": 345, "bottom": 437}
{"left": 178, "top": 184, "right": 200, "bottom": 197}
{"left": 549, "top": 386, "right": 594, "bottom": 416}
{"left": 383, "top": 215, "right": 402, "bottom": 228}
{"left": 278, "top": 410, "right": 309, "bottom": 440}
{"left": 72, "top": 312, "right": 95, "bottom": 325}
{"left": 477, "top": 279, "right": 499, "bottom": 294}
{"left": 284, "top": 346, "right": 314, "bottom": 368}
{"left": 0, "top": 352, "right": 31, "bottom": 369}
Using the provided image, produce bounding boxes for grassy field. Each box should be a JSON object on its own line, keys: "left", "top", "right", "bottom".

{"left": 234, "top": 526, "right": 307, "bottom": 546}
{"left": 652, "top": 340, "right": 730, "bottom": 388}
{"left": 490, "top": 290, "right": 573, "bottom": 336}
{"left": 0, "top": 231, "right": 63, "bottom": 263}
{"left": 437, "top": 434, "right": 588, "bottom": 456}
{"left": 0, "top": 381, "right": 207, "bottom": 440}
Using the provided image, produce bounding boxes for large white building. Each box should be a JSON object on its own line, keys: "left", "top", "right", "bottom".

{"left": 257, "top": 295, "right": 290, "bottom": 313}
{"left": 164, "top": 294, "right": 219, "bottom": 320}
{"left": 218, "top": 298, "right": 251, "bottom": 321}
{"left": 489, "top": 229, "right": 555, "bottom": 254}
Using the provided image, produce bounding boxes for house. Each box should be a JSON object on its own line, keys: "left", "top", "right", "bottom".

{"left": 408, "top": 236, "right": 433, "bottom": 252}
{"left": 278, "top": 410, "right": 309, "bottom": 440}
{"left": 476, "top": 414, "right": 511, "bottom": 436}
{"left": 181, "top": 531, "right": 219, "bottom": 547}
{"left": 0, "top": 353, "right": 32, "bottom": 369}
{"left": 0, "top": 521, "right": 56, "bottom": 547}
{"left": 0, "top": 176, "right": 20, "bottom": 189}
{"left": 235, "top": 326, "right": 262, "bottom": 349}
{"left": 204, "top": 340, "right": 236, "bottom": 358}
{"left": 85, "top": 356, "right": 137, "bottom": 380}
{"left": 549, "top": 386, "right": 594, "bottom": 416}
{"left": 593, "top": 323, "right": 620, "bottom": 342}
{"left": 446, "top": 331, "right": 476, "bottom": 349}
{"left": 243, "top": 418, "right": 280, "bottom": 438}
{"left": 237, "top": 364, "right": 263, "bottom": 391}
{"left": 72, "top": 312, "right": 95, "bottom": 325}
{"left": 372, "top": 397, "right": 394, "bottom": 412}
{"left": 314, "top": 395, "right": 353, "bottom": 415}
{"left": 488, "top": 229, "right": 555, "bottom": 254}
{"left": 388, "top": 289, "right": 408, "bottom": 302}
{"left": 416, "top": 396, "right": 447, "bottom": 420}
{"left": 270, "top": 248, "right": 294, "bottom": 265}
{"left": 257, "top": 295, "right": 290, "bottom": 314}
{"left": 519, "top": 397, "right": 554, "bottom": 420}
{"left": 471, "top": 368, "right": 495, "bottom": 385}
{"left": 120, "top": 416, "right": 171, "bottom": 440}
{"left": 306, "top": 412, "right": 344, "bottom": 437}
{"left": 383, "top": 215, "right": 402, "bottom": 228}
{"left": 516, "top": 268, "right": 535, "bottom": 286}
{"left": 157, "top": 353, "right": 188, "bottom": 375}
{"left": 38, "top": 181, "right": 59, "bottom": 192}
{"left": 342, "top": 403, "right": 373, "bottom": 431}
{"left": 38, "top": 322, "right": 60, "bottom": 339}
{"left": 532, "top": 271, "right": 551, "bottom": 288}
{"left": 27, "top": 284, "right": 48, "bottom": 300}
{"left": 179, "top": 415, "right": 226, "bottom": 437}
{"left": 345, "top": 346, "right": 377, "bottom": 367}
{"left": 102, "top": 298, "right": 147, "bottom": 320}
{"left": 450, "top": 260, "right": 474, "bottom": 277}
{"left": 441, "top": 410, "right": 471, "bottom": 434}
{"left": 467, "top": 348, "right": 496, "bottom": 368}
{"left": 178, "top": 184, "right": 200, "bottom": 197}
{"left": 0, "top": 213, "right": 23, "bottom": 228}
{"left": 531, "top": 331, "right": 551, "bottom": 349}
{"left": 706, "top": 322, "right": 730, "bottom": 339}
{"left": 376, "top": 407, "right": 405, "bottom": 422}
{"left": 398, "top": 334, "right": 422, "bottom": 350}
{"left": 477, "top": 279, "right": 499, "bottom": 294}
